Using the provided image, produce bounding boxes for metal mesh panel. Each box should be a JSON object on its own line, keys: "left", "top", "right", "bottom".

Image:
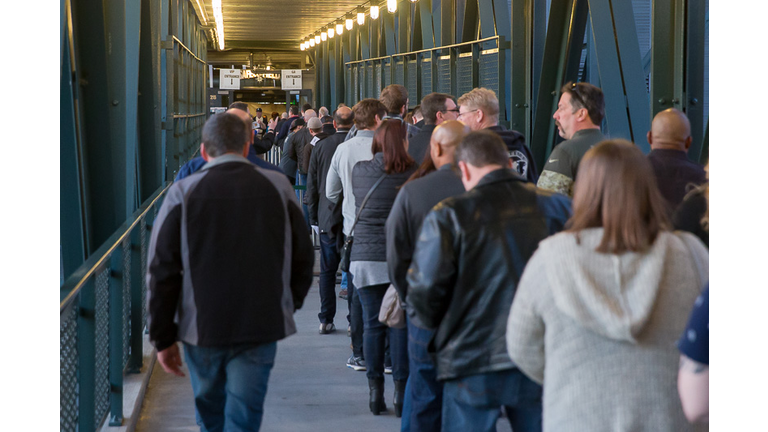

{"left": 479, "top": 51, "right": 501, "bottom": 100}
{"left": 358, "top": 66, "right": 365, "bottom": 101}
{"left": 437, "top": 57, "right": 451, "bottom": 94}
{"left": 421, "top": 58, "right": 432, "bottom": 96}
{"left": 383, "top": 60, "right": 392, "bottom": 88}
{"left": 122, "top": 240, "right": 131, "bottom": 367}
{"left": 352, "top": 66, "right": 359, "bottom": 103}
{"left": 374, "top": 63, "right": 382, "bottom": 99}
{"left": 395, "top": 61, "right": 405, "bottom": 86}
{"left": 60, "top": 305, "right": 79, "bottom": 432}
{"left": 141, "top": 218, "right": 148, "bottom": 330}
{"left": 457, "top": 55, "right": 474, "bottom": 97}
{"left": 407, "top": 60, "right": 417, "bottom": 100}
{"left": 367, "top": 64, "right": 374, "bottom": 98}
{"left": 346, "top": 66, "right": 352, "bottom": 103}
{"left": 94, "top": 268, "right": 110, "bottom": 427}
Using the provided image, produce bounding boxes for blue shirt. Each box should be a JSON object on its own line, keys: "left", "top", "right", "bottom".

{"left": 175, "top": 146, "right": 285, "bottom": 181}
{"left": 677, "top": 284, "right": 709, "bottom": 365}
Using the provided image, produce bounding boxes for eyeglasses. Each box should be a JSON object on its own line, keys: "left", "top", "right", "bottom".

{"left": 457, "top": 109, "right": 478, "bottom": 119}
{"left": 568, "top": 82, "right": 587, "bottom": 110}
{"left": 441, "top": 108, "right": 460, "bottom": 113}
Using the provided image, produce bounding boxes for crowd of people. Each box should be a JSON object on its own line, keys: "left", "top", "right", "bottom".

{"left": 146, "top": 82, "right": 709, "bottom": 431}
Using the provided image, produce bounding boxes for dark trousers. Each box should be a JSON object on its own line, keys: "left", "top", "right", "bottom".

{"left": 357, "top": 283, "right": 409, "bottom": 381}
{"left": 347, "top": 271, "right": 364, "bottom": 358}
{"left": 401, "top": 315, "right": 442, "bottom": 432}
{"left": 318, "top": 232, "right": 340, "bottom": 324}
{"left": 442, "top": 368, "right": 543, "bottom": 432}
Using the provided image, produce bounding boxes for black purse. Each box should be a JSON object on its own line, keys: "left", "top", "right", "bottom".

{"left": 339, "top": 173, "right": 387, "bottom": 272}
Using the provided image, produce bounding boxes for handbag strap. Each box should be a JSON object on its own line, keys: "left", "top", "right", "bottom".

{"left": 349, "top": 173, "right": 387, "bottom": 235}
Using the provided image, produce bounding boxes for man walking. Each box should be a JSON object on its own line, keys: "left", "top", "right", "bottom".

{"left": 147, "top": 112, "right": 314, "bottom": 431}
{"left": 407, "top": 130, "right": 571, "bottom": 432}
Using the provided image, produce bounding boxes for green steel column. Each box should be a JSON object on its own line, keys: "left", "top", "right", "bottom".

{"left": 432, "top": 0, "right": 442, "bottom": 45}
{"left": 398, "top": 0, "right": 409, "bottom": 53}
{"left": 330, "top": 38, "right": 338, "bottom": 109}
{"left": 384, "top": 9, "right": 397, "bottom": 56}
{"left": 77, "top": 279, "right": 96, "bottom": 432}
{"left": 510, "top": 0, "right": 533, "bottom": 141}
{"left": 462, "top": 0, "right": 479, "bottom": 42}
{"left": 371, "top": 17, "right": 381, "bottom": 58}
{"left": 127, "top": 225, "right": 143, "bottom": 373}
{"left": 361, "top": 22, "right": 371, "bottom": 60}
{"left": 61, "top": 0, "right": 88, "bottom": 278}
{"left": 529, "top": 0, "right": 589, "bottom": 169}
{"left": 588, "top": 0, "right": 651, "bottom": 150}
{"left": 477, "top": 0, "right": 495, "bottom": 39}
{"left": 685, "top": 0, "right": 707, "bottom": 162}
{"left": 412, "top": 4, "right": 423, "bottom": 51}
{"left": 138, "top": 0, "right": 164, "bottom": 202}
{"left": 160, "top": 0, "right": 174, "bottom": 181}
{"left": 441, "top": 0, "right": 455, "bottom": 46}
{"left": 651, "top": 0, "right": 685, "bottom": 116}
{"left": 492, "top": 0, "right": 512, "bottom": 122}
{"left": 108, "top": 246, "right": 125, "bottom": 426}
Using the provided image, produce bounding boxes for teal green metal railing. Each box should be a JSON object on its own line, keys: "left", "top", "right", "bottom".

{"left": 60, "top": 182, "right": 172, "bottom": 432}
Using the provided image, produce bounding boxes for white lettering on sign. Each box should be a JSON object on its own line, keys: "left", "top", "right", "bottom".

{"left": 281, "top": 69, "right": 303, "bottom": 90}
{"left": 219, "top": 68, "right": 241, "bottom": 90}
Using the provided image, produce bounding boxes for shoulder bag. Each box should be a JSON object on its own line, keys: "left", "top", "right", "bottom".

{"left": 339, "top": 173, "right": 387, "bottom": 272}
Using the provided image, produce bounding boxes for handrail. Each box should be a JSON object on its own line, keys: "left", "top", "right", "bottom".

{"left": 172, "top": 36, "right": 207, "bottom": 65}
{"left": 60, "top": 181, "right": 173, "bottom": 310}
{"left": 344, "top": 36, "right": 501, "bottom": 66}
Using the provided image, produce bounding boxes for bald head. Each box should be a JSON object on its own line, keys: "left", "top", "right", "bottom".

{"left": 430, "top": 120, "right": 470, "bottom": 168}
{"left": 303, "top": 109, "right": 317, "bottom": 122}
{"left": 648, "top": 108, "right": 692, "bottom": 151}
{"left": 333, "top": 106, "right": 354, "bottom": 129}
{"left": 226, "top": 108, "right": 254, "bottom": 144}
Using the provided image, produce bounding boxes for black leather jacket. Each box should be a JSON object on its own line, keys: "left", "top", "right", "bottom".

{"left": 407, "top": 168, "right": 572, "bottom": 381}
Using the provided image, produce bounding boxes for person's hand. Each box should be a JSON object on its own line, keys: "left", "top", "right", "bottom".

{"left": 157, "top": 343, "right": 185, "bottom": 377}
{"left": 268, "top": 118, "right": 278, "bottom": 131}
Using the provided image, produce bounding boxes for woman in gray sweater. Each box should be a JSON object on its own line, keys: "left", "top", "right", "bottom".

{"left": 506, "top": 140, "right": 708, "bottom": 432}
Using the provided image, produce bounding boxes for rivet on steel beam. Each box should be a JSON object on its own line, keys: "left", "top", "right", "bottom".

{"left": 690, "top": 98, "right": 699, "bottom": 105}
{"left": 515, "top": 104, "right": 521, "bottom": 108}
{"left": 112, "top": 100, "right": 119, "bottom": 106}
{"left": 523, "top": 104, "right": 529, "bottom": 108}
{"left": 658, "top": 98, "right": 666, "bottom": 104}
{"left": 672, "top": 98, "right": 680, "bottom": 104}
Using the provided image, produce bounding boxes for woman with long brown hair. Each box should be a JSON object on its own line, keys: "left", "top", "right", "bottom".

{"left": 350, "top": 119, "right": 417, "bottom": 417}
{"left": 506, "top": 140, "right": 708, "bottom": 432}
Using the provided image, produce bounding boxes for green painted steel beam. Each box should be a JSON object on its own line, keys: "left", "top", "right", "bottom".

{"left": 108, "top": 246, "right": 125, "bottom": 426}
{"left": 530, "top": 0, "right": 589, "bottom": 170}
{"left": 509, "top": 0, "right": 533, "bottom": 142}
{"left": 138, "top": 0, "right": 164, "bottom": 203}
{"left": 218, "top": 40, "right": 300, "bottom": 51}
{"left": 463, "top": 0, "right": 479, "bottom": 42}
{"left": 441, "top": 0, "right": 456, "bottom": 46}
{"left": 651, "top": 0, "right": 685, "bottom": 116}
{"left": 398, "top": 0, "right": 409, "bottom": 53}
{"left": 383, "top": 10, "right": 397, "bottom": 56}
{"left": 588, "top": 0, "right": 651, "bottom": 150}
{"left": 413, "top": 3, "right": 423, "bottom": 51}
{"left": 491, "top": 0, "right": 511, "bottom": 122}
{"left": 419, "top": 0, "right": 435, "bottom": 49}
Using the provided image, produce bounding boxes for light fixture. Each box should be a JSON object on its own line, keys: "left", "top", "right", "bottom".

{"left": 410, "top": 0, "right": 418, "bottom": 3}
{"left": 328, "top": 27, "right": 335, "bottom": 38}
{"left": 370, "top": 5, "right": 379, "bottom": 19}
{"left": 300, "top": 43, "right": 305, "bottom": 51}
{"left": 357, "top": 7, "right": 365, "bottom": 25}
{"left": 387, "top": 0, "right": 397, "bottom": 13}
{"left": 212, "top": 0, "right": 225, "bottom": 50}
{"left": 315, "top": 34, "right": 321, "bottom": 44}
{"left": 346, "top": 18, "right": 354, "bottom": 30}
{"left": 336, "top": 22, "right": 344, "bottom": 35}
{"left": 321, "top": 28, "right": 328, "bottom": 41}
{"left": 309, "top": 38, "right": 315, "bottom": 47}
{"left": 266, "top": 65, "right": 270, "bottom": 70}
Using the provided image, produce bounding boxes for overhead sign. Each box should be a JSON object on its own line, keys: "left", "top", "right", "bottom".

{"left": 219, "top": 69, "right": 241, "bottom": 90}
{"left": 281, "top": 69, "right": 303, "bottom": 90}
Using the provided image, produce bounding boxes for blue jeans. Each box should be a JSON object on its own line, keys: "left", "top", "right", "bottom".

{"left": 341, "top": 271, "right": 348, "bottom": 290}
{"left": 442, "top": 369, "right": 542, "bottom": 432}
{"left": 401, "top": 315, "right": 442, "bottom": 432}
{"left": 318, "top": 233, "right": 340, "bottom": 324}
{"left": 357, "top": 283, "right": 408, "bottom": 381}
{"left": 347, "top": 271, "right": 364, "bottom": 358}
{"left": 184, "top": 342, "right": 277, "bottom": 432}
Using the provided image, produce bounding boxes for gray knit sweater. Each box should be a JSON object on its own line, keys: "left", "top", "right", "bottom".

{"left": 507, "top": 228, "right": 708, "bottom": 432}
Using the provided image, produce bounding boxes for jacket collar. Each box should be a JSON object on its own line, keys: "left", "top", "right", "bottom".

{"left": 335, "top": 129, "right": 351, "bottom": 135}
{"left": 475, "top": 167, "right": 525, "bottom": 188}
{"left": 649, "top": 148, "right": 689, "bottom": 160}
{"left": 571, "top": 128, "right": 602, "bottom": 140}
{"left": 355, "top": 130, "right": 375, "bottom": 138}
{"left": 201, "top": 153, "right": 252, "bottom": 171}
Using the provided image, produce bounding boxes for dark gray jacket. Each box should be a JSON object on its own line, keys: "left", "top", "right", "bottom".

{"left": 306, "top": 129, "right": 350, "bottom": 236}
{"left": 406, "top": 124, "right": 436, "bottom": 164}
{"left": 350, "top": 153, "right": 417, "bottom": 262}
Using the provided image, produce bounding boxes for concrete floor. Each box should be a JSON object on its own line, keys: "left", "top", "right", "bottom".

{"left": 135, "top": 255, "right": 514, "bottom": 431}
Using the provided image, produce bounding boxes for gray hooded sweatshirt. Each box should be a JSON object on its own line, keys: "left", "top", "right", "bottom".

{"left": 507, "top": 228, "right": 708, "bottom": 432}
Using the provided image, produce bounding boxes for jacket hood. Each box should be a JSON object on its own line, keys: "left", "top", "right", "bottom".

{"left": 539, "top": 228, "right": 676, "bottom": 343}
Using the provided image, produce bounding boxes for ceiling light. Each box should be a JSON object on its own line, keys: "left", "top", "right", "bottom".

{"left": 315, "top": 35, "right": 321, "bottom": 44}
{"left": 309, "top": 38, "right": 315, "bottom": 47}
{"left": 328, "top": 27, "right": 335, "bottom": 38}
{"left": 321, "top": 30, "right": 327, "bottom": 41}
{"left": 410, "top": 0, "right": 418, "bottom": 2}
{"left": 212, "top": 0, "right": 225, "bottom": 50}
{"left": 370, "top": 6, "right": 379, "bottom": 19}
{"left": 336, "top": 22, "right": 344, "bottom": 35}
{"left": 357, "top": 12, "right": 365, "bottom": 26}
{"left": 300, "top": 43, "right": 305, "bottom": 50}
{"left": 346, "top": 18, "right": 354, "bottom": 30}
{"left": 387, "top": 0, "right": 397, "bottom": 13}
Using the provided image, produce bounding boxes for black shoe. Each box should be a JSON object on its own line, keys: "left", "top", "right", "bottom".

{"left": 319, "top": 322, "right": 336, "bottom": 334}
{"left": 393, "top": 379, "right": 406, "bottom": 418}
{"left": 368, "top": 378, "right": 386, "bottom": 415}
{"left": 346, "top": 355, "right": 366, "bottom": 371}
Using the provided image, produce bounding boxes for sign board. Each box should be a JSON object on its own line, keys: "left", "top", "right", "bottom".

{"left": 281, "top": 69, "right": 303, "bottom": 90}
{"left": 219, "top": 69, "right": 241, "bottom": 90}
